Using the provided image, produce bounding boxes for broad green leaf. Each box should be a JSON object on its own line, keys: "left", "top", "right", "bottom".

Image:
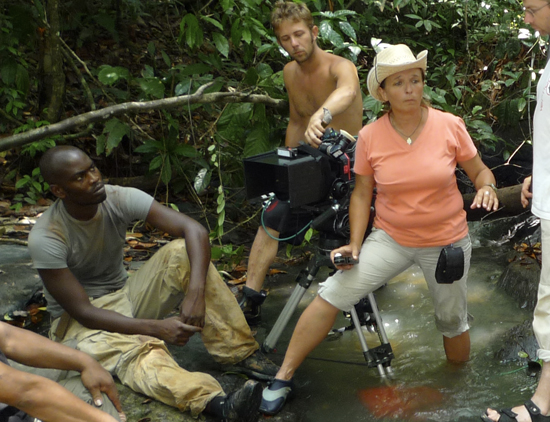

{"left": 147, "top": 41, "right": 156, "bottom": 57}
{"left": 231, "top": 19, "right": 242, "bottom": 48}
{"left": 180, "top": 63, "right": 212, "bottom": 76}
{"left": 1, "top": 58, "right": 17, "bottom": 85}
{"left": 103, "top": 118, "right": 131, "bottom": 155}
{"left": 175, "top": 80, "right": 192, "bottom": 96}
{"left": 15, "top": 178, "right": 28, "bottom": 189}
{"left": 150, "top": 155, "right": 163, "bottom": 171}
{"left": 137, "top": 78, "right": 165, "bottom": 99}
{"left": 221, "top": 0, "right": 235, "bottom": 8}
{"left": 135, "top": 140, "right": 164, "bottom": 154}
{"left": 212, "top": 32, "right": 230, "bottom": 58}
{"left": 174, "top": 144, "right": 199, "bottom": 158}
{"left": 338, "top": 21, "right": 356, "bottom": 40}
{"left": 452, "top": 87, "right": 462, "bottom": 100}
{"left": 194, "top": 168, "right": 211, "bottom": 194}
{"left": 202, "top": 16, "right": 224, "bottom": 31}
{"left": 257, "top": 63, "right": 273, "bottom": 79}
{"left": 161, "top": 51, "right": 171, "bottom": 67}
{"left": 161, "top": 156, "right": 172, "bottom": 184}
{"left": 96, "top": 134, "right": 106, "bottom": 155}
{"left": 180, "top": 14, "right": 203, "bottom": 49}
{"left": 242, "top": 28, "right": 252, "bottom": 44}
{"left": 142, "top": 65, "right": 155, "bottom": 78}
{"left": 243, "top": 124, "right": 270, "bottom": 157}
{"left": 15, "top": 64, "right": 29, "bottom": 94}
{"left": 319, "top": 21, "right": 343, "bottom": 47}
{"left": 98, "top": 66, "right": 130, "bottom": 86}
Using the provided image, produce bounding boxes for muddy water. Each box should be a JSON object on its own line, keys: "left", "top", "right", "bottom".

{"left": 260, "top": 245, "right": 535, "bottom": 421}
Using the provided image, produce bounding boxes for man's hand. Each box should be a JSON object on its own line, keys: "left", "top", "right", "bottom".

{"left": 80, "top": 359, "right": 126, "bottom": 421}
{"left": 304, "top": 108, "right": 327, "bottom": 147}
{"left": 179, "top": 293, "right": 206, "bottom": 328}
{"left": 330, "top": 244, "right": 360, "bottom": 271}
{"left": 521, "top": 176, "right": 533, "bottom": 208}
{"left": 155, "top": 317, "right": 202, "bottom": 346}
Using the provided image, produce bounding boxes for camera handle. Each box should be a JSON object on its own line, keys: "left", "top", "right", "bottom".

{"left": 262, "top": 235, "right": 394, "bottom": 378}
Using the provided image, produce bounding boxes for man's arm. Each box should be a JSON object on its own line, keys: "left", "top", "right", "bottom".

{"left": 304, "top": 60, "right": 360, "bottom": 145}
{"left": 144, "top": 200, "right": 210, "bottom": 327}
{"left": 38, "top": 267, "right": 201, "bottom": 346}
{"left": 0, "top": 322, "right": 122, "bottom": 422}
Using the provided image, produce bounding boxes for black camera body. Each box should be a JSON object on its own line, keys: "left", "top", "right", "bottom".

{"left": 243, "top": 129, "right": 356, "bottom": 210}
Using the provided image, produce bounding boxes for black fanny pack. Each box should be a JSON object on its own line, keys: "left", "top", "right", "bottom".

{"left": 435, "top": 244, "right": 464, "bottom": 284}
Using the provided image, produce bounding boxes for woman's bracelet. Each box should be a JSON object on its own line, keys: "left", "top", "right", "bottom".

{"left": 483, "top": 183, "right": 498, "bottom": 193}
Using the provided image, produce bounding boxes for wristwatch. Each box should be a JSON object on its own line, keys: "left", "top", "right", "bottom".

{"left": 322, "top": 107, "right": 332, "bottom": 125}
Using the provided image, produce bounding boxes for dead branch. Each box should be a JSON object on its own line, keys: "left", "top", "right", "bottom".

{"left": 0, "top": 83, "right": 287, "bottom": 152}
{"left": 464, "top": 184, "right": 526, "bottom": 221}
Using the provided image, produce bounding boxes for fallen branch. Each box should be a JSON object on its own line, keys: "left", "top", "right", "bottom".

{"left": 0, "top": 83, "right": 287, "bottom": 152}
{"left": 464, "top": 184, "right": 526, "bottom": 221}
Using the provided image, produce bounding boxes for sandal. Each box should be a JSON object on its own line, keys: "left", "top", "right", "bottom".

{"left": 481, "top": 400, "right": 550, "bottom": 422}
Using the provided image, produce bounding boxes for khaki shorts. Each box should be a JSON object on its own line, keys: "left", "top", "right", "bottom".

{"left": 318, "top": 228, "right": 471, "bottom": 338}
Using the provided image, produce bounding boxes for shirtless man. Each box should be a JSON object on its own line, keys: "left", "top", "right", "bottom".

{"left": 240, "top": 0, "right": 363, "bottom": 323}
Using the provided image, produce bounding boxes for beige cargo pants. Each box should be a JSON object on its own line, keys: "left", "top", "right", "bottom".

{"left": 49, "top": 240, "right": 259, "bottom": 416}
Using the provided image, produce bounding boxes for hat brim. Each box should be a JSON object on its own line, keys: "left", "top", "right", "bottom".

{"left": 367, "top": 50, "right": 428, "bottom": 102}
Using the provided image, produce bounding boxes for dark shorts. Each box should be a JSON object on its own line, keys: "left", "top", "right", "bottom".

{"left": 262, "top": 198, "right": 313, "bottom": 245}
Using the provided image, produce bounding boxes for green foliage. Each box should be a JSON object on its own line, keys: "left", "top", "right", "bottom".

{"left": 211, "top": 243, "right": 245, "bottom": 271}
{"left": 2, "top": 0, "right": 544, "bottom": 249}
{"left": 95, "top": 118, "right": 132, "bottom": 156}
{"left": 0, "top": 5, "right": 34, "bottom": 122}
{"left": 7, "top": 167, "right": 49, "bottom": 212}
{"left": 134, "top": 111, "right": 200, "bottom": 187}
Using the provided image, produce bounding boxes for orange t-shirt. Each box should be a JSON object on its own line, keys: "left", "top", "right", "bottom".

{"left": 354, "top": 107, "right": 477, "bottom": 247}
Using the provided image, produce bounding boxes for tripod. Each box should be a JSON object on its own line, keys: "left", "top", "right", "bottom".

{"left": 261, "top": 222, "right": 394, "bottom": 378}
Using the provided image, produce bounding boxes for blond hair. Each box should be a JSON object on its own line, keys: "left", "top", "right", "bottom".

{"left": 271, "top": 1, "right": 314, "bottom": 35}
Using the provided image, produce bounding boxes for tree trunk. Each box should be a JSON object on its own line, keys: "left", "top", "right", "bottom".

{"left": 40, "top": 0, "right": 65, "bottom": 123}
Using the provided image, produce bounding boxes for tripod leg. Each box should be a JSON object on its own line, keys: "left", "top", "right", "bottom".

{"left": 262, "top": 266, "right": 320, "bottom": 353}
{"left": 350, "top": 307, "right": 387, "bottom": 378}
{"left": 263, "top": 283, "right": 309, "bottom": 352}
{"left": 367, "top": 293, "right": 394, "bottom": 377}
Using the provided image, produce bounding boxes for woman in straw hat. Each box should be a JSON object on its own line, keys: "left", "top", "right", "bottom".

{"left": 260, "top": 44, "right": 499, "bottom": 416}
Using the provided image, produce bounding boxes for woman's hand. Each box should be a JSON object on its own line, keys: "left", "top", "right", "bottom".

{"left": 330, "top": 244, "right": 360, "bottom": 271}
{"left": 470, "top": 185, "right": 499, "bottom": 211}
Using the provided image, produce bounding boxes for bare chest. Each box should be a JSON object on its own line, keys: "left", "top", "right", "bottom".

{"left": 286, "top": 68, "right": 337, "bottom": 117}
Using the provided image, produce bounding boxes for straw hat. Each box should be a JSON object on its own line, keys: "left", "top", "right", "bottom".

{"left": 367, "top": 44, "right": 428, "bottom": 102}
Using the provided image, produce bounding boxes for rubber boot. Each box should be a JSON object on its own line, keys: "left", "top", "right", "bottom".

{"left": 239, "top": 286, "right": 267, "bottom": 325}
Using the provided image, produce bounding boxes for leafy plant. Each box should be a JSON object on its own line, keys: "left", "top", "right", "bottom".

{"left": 7, "top": 167, "right": 49, "bottom": 211}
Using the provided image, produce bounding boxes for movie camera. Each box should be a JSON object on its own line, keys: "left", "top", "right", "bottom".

{"left": 242, "top": 128, "right": 394, "bottom": 378}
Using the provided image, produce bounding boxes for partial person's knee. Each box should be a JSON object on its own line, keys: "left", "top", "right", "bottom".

{"left": 436, "top": 314, "right": 468, "bottom": 339}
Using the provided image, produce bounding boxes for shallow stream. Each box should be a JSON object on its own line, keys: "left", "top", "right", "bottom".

{"left": 259, "top": 242, "right": 536, "bottom": 421}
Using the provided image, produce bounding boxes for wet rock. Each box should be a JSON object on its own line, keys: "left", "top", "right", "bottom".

{"left": 497, "top": 250, "right": 540, "bottom": 312}
{"left": 493, "top": 320, "right": 538, "bottom": 363}
{"left": 0, "top": 245, "right": 41, "bottom": 317}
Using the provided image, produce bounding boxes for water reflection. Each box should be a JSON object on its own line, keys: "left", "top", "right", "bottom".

{"left": 261, "top": 244, "right": 534, "bottom": 421}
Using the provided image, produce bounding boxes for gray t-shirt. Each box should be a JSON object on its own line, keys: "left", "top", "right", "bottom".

{"left": 28, "top": 185, "right": 154, "bottom": 318}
